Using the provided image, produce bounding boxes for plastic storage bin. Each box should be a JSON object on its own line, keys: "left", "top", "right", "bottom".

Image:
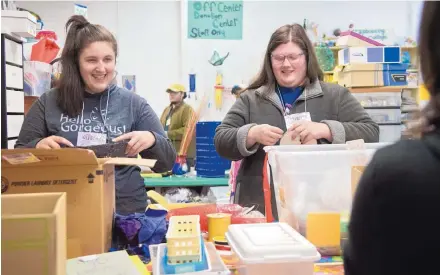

{"left": 150, "top": 242, "right": 230, "bottom": 275}
{"left": 365, "top": 108, "right": 401, "bottom": 124}
{"left": 226, "top": 223, "right": 320, "bottom": 275}
{"left": 352, "top": 92, "right": 401, "bottom": 107}
{"left": 196, "top": 122, "right": 231, "bottom": 178}
{"left": 265, "top": 144, "right": 387, "bottom": 235}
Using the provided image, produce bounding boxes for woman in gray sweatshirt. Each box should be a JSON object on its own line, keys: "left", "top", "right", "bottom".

{"left": 16, "top": 15, "right": 176, "bottom": 215}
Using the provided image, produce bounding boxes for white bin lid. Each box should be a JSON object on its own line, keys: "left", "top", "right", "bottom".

{"left": 226, "top": 223, "right": 320, "bottom": 264}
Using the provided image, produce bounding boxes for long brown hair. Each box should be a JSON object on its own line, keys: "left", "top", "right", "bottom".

{"left": 245, "top": 24, "right": 323, "bottom": 93}
{"left": 57, "top": 15, "right": 117, "bottom": 117}
{"left": 418, "top": 1, "right": 440, "bottom": 132}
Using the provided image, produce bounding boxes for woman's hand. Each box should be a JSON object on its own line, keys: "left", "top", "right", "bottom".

{"left": 248, "top": 124, "right": 284, "bottom": 146}
{"left": 113, "top": 131, "right": 156, "bottom": 157}
{"left": 36, "top": 136, "right": 74, "bottom": 149}
{"left": 286, "top": 121, "right": 332, "bottom": 144}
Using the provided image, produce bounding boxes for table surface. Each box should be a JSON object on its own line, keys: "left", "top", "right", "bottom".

{"left": 143, "top": 176, "right": 229, "bottom": 187}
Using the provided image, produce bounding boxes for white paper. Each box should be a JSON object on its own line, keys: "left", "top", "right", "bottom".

{"left": 284, "top": 112, "right": 312, "bottom": 129}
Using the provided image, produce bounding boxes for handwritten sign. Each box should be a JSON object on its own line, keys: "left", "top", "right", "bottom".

{"left": 188, "top": 1, "right": 243, "bottom": 40}
{"left": 353, "top": 28, "right": 396, "bottom": 45}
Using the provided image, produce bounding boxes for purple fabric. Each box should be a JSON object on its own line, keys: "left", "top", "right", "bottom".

{"left": 115, "top": 209, "right": 168, "bottom": 245}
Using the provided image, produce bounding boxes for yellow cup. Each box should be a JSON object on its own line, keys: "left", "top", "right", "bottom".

{"left": 207, "top": 213, "right": 231, "bottom": 242}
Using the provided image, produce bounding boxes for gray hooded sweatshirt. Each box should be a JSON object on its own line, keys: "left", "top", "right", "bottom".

{"left": 16, "top": 84, "right": 176, "bottom": 215}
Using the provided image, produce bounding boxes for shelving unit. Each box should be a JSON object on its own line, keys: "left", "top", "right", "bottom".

{"left": 318, "top": 44, "right": 421, "bottom": 141}
{"left": 1, "top": 33, "right": 25, "bottom": 149}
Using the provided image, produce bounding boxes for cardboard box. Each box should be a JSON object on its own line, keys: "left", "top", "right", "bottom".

{"left": 337, "top": 63, "right": 408, "bottom": 87}
{"left": 2, "top": 192, "right": 67, "bottom": 275}
{"left": 338, "top": 46, "right": 401, "bottom": 65}
{"left": 1, "top": 148, "right": 157, "bottom": 259}
{"left": 351, "top": 166, "right": 366, "bottom": 196}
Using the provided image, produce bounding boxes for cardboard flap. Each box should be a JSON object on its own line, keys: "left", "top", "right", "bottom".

{"left": 1, "top": 148, "right": 99, "bottom": 167}
{"left": 101, "top": 157, "right": 157, "bottom": 168}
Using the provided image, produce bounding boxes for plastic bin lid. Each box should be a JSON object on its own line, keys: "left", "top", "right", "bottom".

{"left": 226, "top": 222, "right": 320, "bottom": 264}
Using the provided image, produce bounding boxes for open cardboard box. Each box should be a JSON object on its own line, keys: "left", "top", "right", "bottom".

{"left": 2, "top": 192, "right": 66, "bottom": 275}
{"left": 1, "top": 148, "right": 157, "bottom": 259}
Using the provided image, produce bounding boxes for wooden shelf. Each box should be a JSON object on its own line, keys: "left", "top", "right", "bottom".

{"left": 328, "top": 46, "right": 417, "bottom": 51}
{"left": 349, "top": 86, "right": 414, "bottom": 93}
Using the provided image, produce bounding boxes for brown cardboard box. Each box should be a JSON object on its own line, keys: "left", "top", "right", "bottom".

{"left": 2, "top": 192, "right": 67, "bottom": 275}
{"left": 336, "top": 64, "right": 384, "bottom": 88}
{"left": 1, "top": 148, "right": 157, "bottom": 259}
{"left": 351, "top": 166, "right": 366, "bottom": 196}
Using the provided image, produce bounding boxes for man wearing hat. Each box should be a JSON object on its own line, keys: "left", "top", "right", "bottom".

{"left": 160, "top": 84, "right": 196, "bottom": 168}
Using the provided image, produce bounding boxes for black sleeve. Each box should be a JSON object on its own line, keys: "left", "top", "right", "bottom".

{"left": 134, "top": 97, "right": 176, "bottom": 173}
{"left": 15, "top": 95, "right": 48, "bottom": 148}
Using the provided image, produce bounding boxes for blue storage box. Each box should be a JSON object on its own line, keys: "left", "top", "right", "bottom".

{"left": 338, "top": 46, "right": 401, "bottom": 65}
{"left": 382, "top": 63, "right": 408, "bottom": 86}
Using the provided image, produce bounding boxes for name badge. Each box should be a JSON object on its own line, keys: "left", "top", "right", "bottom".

{"left": 284, "top": 112, "right": 312, "bottom": 129}
{"left": 77, "top": 132, "right": 107, "bottom": 147}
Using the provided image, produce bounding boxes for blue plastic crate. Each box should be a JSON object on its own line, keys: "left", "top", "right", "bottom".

{"left": 161, "top": 240, "right": 209, "bottom": 274}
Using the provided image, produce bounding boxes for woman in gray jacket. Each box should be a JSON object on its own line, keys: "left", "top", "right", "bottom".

{"left": 214, "top": 24, "right": 379, "bottom": 216}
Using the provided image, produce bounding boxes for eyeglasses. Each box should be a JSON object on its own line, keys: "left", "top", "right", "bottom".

{"left": 271, "top": 53, "right": 304, "bottom": 64}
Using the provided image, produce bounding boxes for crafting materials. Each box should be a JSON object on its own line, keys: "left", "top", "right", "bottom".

{"left": 306, "top": 212, "right": 341, "bottom": 248}
{"left": 77, "top": 141, "right": 128, "bottom": 158}
{"left": 207, "top": 213, "right": 231, "bottom": 242}
{"left": 178, "top": 95, "right": 207, "bottom": 156}
{"left": 214, "top": 71, "right": 224, "bottom": 110}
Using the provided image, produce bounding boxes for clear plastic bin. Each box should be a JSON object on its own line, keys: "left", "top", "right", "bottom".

{"left": 226, "top": 223, "right": 320, "bottom": 275}
{"left": 365, "top": 108, "right": 401, "bottom": 124}
{"left": 352, "top": 92, "right": 402, "bottom": 107}
{"left": 265, "top": 145, "right": 387, "bottom": 236}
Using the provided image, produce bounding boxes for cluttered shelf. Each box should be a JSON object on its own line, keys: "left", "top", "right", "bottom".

{"left": 349, "top": 86, "right": 417, "bottom": 93}
{"left": 143, "top": 176, "right": 229, "bottom": 187}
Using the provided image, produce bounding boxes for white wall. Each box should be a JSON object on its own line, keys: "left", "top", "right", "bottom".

{"left": 16, "top": 0, "right": 180, "bottom": 116}
{"left": 16, "top": 0, "right": 423, "bottom": 121}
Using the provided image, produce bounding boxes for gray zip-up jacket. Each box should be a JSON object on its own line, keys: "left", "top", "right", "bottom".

{"left": 16, "top": 85, "right": 176, "bottom": 215}
{"left": 214, "top": 80, "right": 379, "bottom": 217}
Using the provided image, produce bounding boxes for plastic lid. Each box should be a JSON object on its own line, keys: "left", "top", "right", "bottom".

{"left": 226, "top": 223, "right": 320, "bottom": 264}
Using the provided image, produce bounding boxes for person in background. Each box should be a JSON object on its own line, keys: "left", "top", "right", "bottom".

{"left": 344, "top": 2, "right": 440, "bottom": 274}
{"left": 160, "top": 84, "right": 196, "bottom": 168}
{"left": 214, "top": 23, "right": 379, "bottom": 216}
{"left": 15, "top": 15, "right": 176, "bottom": 215}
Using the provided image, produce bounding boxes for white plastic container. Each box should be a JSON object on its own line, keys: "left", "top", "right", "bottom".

{"left": 365, "top": 108, "right": 401, "bottom": 124}
{"left": 352, "top": 91, "right": 402, "bottom": 107}
{"left": 226, "top": 223, "right": 320, "bottom": 275}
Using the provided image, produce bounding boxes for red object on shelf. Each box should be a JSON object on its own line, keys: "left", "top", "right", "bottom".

{"left": 36, "top": 30, "right": 58, "bottom": 41}
{"left": 31, "top": 37, "right": 60, "bottom": 63}
{"left": 167, "top": 204, "right": 266, "bottom": 232}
